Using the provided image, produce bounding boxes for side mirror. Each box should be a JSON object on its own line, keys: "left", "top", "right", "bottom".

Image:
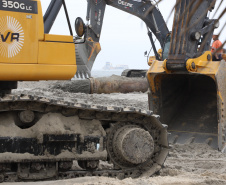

{"left": 75, "top": 17, "right": 86, "bottom": 37}
{"left": 144, "top": 51, "right": 148, "bottom": 57}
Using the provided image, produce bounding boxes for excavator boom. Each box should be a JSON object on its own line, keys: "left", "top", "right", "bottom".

{"left": 75, "top": 0, "right": 170, "bottom": 78}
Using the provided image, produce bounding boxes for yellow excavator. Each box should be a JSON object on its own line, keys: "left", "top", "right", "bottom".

{"left": 0, "top": 0, "right": 167, "bottom": 182}
{"left": 146, "top": 2, "right": 225, "bottom": 151}
{"left": 77, "top": 0, "right": 225, "bottom": 151}
{"left": 0, "top": 0, "right": 225, "bottom": 182}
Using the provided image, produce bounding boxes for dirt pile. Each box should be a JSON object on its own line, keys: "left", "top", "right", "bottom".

{"left": 16, "top": 80, "right": 149, "bottom": 110}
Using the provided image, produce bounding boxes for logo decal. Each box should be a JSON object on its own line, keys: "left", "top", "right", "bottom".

{"left": 0, "top": 0, "right": 38, "bottom": 14}
{"left": 118, "top": 0, "right": 133, "bottom": 8}
{"left": 0, "top": 16, "right": 24, "bottom": 58}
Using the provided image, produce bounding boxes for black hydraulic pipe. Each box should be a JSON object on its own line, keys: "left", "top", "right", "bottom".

{"left": 62, "top": 0, "right": 73, "bottom": 36}
{"left": 148, "top": 31, "right": 160, "bottom": 60}
{"left": 86, "top": 0, "right": 91, "bottom": 21}
{"left": 44, "top": 0, "right": 63, "bottom": 33}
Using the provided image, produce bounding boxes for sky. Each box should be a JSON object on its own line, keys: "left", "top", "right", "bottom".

{"left": 41, "top": 0, "right": 226, "bottom": 70}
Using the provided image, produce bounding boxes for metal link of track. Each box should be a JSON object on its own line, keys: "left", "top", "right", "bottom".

{"left": 0, "top": 94, "right": 168, "bottom": 182}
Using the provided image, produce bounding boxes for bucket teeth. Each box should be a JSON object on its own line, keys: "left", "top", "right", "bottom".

{"left": 168, "top": 131, "right": 218, "bottom": 149}
{"left": 74, "top": 42, "right": 92, "bottom": 79}
{"left": 74, "top": 39, "right": 100, "bottom": 79}
{"left": 75, "top": 67, "right": 91, "bottom": 79}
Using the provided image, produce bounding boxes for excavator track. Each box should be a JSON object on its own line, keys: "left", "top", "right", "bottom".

{"left": 0, "top": 94, "right": 168, "bottom": 182}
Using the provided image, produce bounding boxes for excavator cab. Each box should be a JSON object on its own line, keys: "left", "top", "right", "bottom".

{"left": 147, "top": 0, "right": 226, "bottom": 152}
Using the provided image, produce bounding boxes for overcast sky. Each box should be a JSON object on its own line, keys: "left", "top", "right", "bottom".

{"left": 41, "top": 0, "right": 225, "bottom": 70}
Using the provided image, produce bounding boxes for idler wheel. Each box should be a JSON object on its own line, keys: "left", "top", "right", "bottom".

{"left": 113, "top": 126, "right": 154, "bottom": 165}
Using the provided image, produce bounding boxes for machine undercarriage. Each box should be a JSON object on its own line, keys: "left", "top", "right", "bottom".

{"left": 0, "top": 93, "right": 168, "bottom": 182}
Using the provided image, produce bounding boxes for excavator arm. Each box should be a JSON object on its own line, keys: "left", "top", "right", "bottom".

{"left": 166, "top": 0, "right": 217, "bottom": 71}
{"left": 43, "top": 0, "right": 73, "bottom": 35}
{"left": 106, "top": 0, "right": 169, "bottom": 49}
{"left": 75, "top": 0, "right": 170, "bottom": 77}
{"left": 85, "top": 0, "right": 169, "bottom": 47}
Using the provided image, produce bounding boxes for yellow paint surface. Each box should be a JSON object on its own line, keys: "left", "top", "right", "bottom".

{"left": 0, "top": 64, "right": 77, "bottom": 80}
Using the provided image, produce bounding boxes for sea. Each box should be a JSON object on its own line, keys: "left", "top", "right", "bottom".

{"left": 71, "top": 70, "right": 126, "bottom": 80}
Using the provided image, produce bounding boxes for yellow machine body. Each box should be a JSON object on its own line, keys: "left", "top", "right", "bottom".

{"left": 147, "top": 52, "right": 226, "bottom": 151}
{"left": 0, "top": 0, "right": 76, "bottom": 81}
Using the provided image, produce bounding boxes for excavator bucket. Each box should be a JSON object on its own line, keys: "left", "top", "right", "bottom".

{"left": 75, "top": 39, "right": 101, "bottom": 79}
{"left": 147, "top": 60, "right": 226, "bottom": 152}
{"left": 146, "top": 0, "right": 226, "bottom": 151}
{"left": 44, "top": 0, "right": 102, "bottom": 79}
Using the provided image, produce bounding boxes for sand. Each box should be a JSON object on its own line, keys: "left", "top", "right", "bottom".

{"left": 3, "top": 80, "right": 225, "bottom": 185}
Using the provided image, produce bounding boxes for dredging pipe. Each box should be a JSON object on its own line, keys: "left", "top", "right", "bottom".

{"left": 52, "top": 75, "right": 149, "bottom": 94}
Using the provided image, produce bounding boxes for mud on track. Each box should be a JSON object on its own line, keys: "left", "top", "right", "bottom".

{"left": 5, "top": 80, "right": 226, "bottom": 185}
